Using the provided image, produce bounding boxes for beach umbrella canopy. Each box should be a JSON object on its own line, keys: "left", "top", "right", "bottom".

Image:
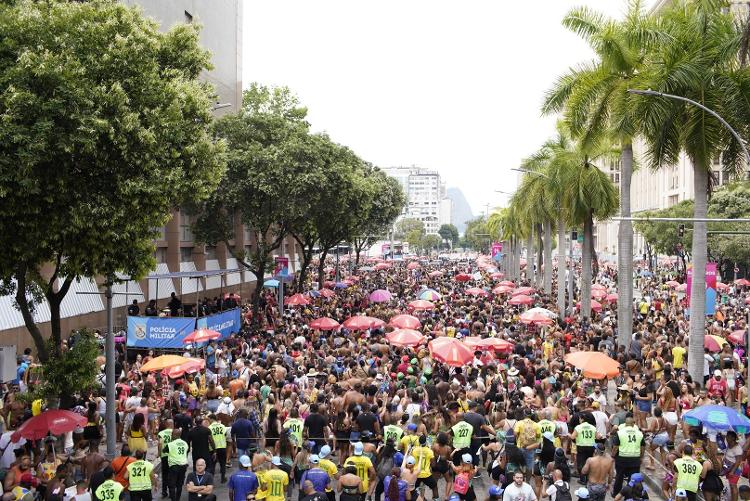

{"left": 463, "top": 337, "right": 513, "bottom": 352}
{"left": 343, "top": 316, "right": 385, "bottom": 331}
{"left": 526, "top": 307, "right": 557, "bottom": 318}
{"left": 490, "top": 272, "right": 505, "bottom": 279}
{"left": 564, "top": 351, "right": 620, "bottom": 379}
{"left": 318, "top": 288, "right": 336, "bottom": 299}
{"left": 323, "top": 281, "right": 336, "bottom": 289}
{"left": 429, "top": 337, "right": 474, "bottom": 367}
{"left": 407, "top": 262, "right": 421, "bottom": 270}
{"left": 454, "top": 273, "right": 472, "bottom": 282}
{"left": 666, "top": 280, "right": 680, "bottom": 288}
{"left": 12, "top": 410, "right": 87, "bottom": 441}
{"left": 386, "top": 329, "right": 425, "bottom": 347}
{"left": 512, "top": 287, "right": 536, "bottom": 296}
{"left": 418, "top": 289, "right": 441, "bottom": 301}
{"left": 307, "top": 290, "right": 321, "bottom": 298}
{"left": 591, "top": 288, "right": 607, "bottom": 300}
{"left": 705, "top": 334, "right": 727, "bottom": 352}
{"left": 576, "top": 300, "right": 602, "bottom": 312}
{"left": 162, "top": 358, "right": 204, "bottom": 379}
{"left": 717, "top": 282, "right": 730, "bottom": 291}
{"left": 428, "top": 271, "right": 444, "bottom": 278}
{"left": 309, "top": 317, "right": 340, "bottom": 331}
{"left": 519, "top": 311, "right": 554, "bottom": 326}
{"left": 591, "top": 283, "right": 607, "bottom": 291}
{"left": 736, "top": 278, "right": 750, "bottom": 287}
{"left": 334, "top": 282, "right": 349, "bottom": 289}
{"left": 389, "top": 314, "right": 422, "bottom": 330}
{"left": 408, "top": 299, "right": 436, "bottom": 311}
{"left": 369, "top": 289, "right": 392, "bottom": 303}
{"left": 375, "top": 263, "right": 392, "bottom": 271}
{"left": 263, "top": 279, "right": 280, "bottom": 288}
{"left": 499, "top": 280, "right": 515, "bottom": 287}
{"left": 465, "top": 287, "right": 489, "bottom": 297}
{"left": 684, "top": 405, "right": 750, "bottom": 433}
{"left": 729, "top": 330, "right": 745, "bottom": 345}
{"left": 493, "top": 285, "right": 514, "bottom": 295}
{"left": 140, "top": 355, "right": 192, "bottom": 372}
{"left": 285, "top": 293, "right": 310, "bottom": 306}
{"left": 677, "top": 283, "right": 688, "bottom": 292}
{"left": 508, "top": 294, "right": 534, "bottom": 306}
{"left": 746, "top": 297, "right": 750, "bottom": 305}
{"left": 183, "top": 328, "right": 221, "bottom": 344}
{"left": 605, "top": 293, "right": 619, "bottom": 303}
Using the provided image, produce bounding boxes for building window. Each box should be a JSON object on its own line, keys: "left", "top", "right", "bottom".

{"left": 180, "top": 214, "right": 194, "bottom": 242}
{"left": 180, "top": 247, "right": 194, "bottom": 262}
{"left": 668, "top": 194, "right": 679, "bottom": 207}
{"left": 184, "top": 10, "right": 193, "bottom": 23}
{"left": 155, "top": 248, "right": 167, "bottom": 264}
{"left": 205, "top": 246, "right": 217, "bottom": 260}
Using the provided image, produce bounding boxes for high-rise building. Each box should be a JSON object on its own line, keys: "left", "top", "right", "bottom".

{"left": 382, "top": 166, "right": 451, "bottom": 234}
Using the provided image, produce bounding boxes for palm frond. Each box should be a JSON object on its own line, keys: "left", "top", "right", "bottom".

{"left": 562, "top": 6, "right": 608, "bottom": 43}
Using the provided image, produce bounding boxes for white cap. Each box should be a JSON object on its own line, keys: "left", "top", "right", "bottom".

{"left": 310, "top": 455, "right": 319, "bottom": 464}
{"left": 462, "top": 453, "right": 473, "bottom": 464}
{"left": 271, "top": 456, "right": 282, "bottom": 466}
{"left": 714, "top": 369, "right": 722, "bottom": 376}
{"left": 239, "top": 455, "right": 251, "bottom": 467}
{"left": 405, "top": 456, "right": 416, "bottom": 465}
{"left": 319, "top": 445, "right": 331, "bottom": 459}
{"left": 353, "top": 442, "right": 364, "bottom": 455}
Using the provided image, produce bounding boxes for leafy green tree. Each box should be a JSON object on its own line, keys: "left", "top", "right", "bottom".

{"left": 0, "top": 0, "right": 225, "bottom": 361}
{"left": 464, "top": 217, "right": 490, "bottom": 252}
{"left": 632, "top": 0, "right": 750, "bottom": 382}
{"left": 420, "top": 234, "right": 442, "bottom": 252}
{"left": 394, "top": 218, "right": 425, "bottom": 240}
{"left": 438, "top": 224, "right": 459, "bottom": 248}
{"left": 192, "top": 83, "right": 311, "bottom": 319}
{"left": 36, "top": 329, "right": 99, "bottom": 409}
{"left": 543, "top": 1, "right": 660, "bottom": 345}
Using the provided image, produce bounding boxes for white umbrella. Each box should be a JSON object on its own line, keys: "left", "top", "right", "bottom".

{"left": 526, "top": 307, "right": 557, "bottom": 319}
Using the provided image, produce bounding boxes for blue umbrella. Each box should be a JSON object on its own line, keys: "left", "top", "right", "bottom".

{"left": 639, "top": 270, "right": 654, "bottom": 277}
{"left": 307, "top": 290, "right": 321, "bottom": 298}
{"left": 263, "top": 279, "right": 280, "bottom": 288}
{"left": 683, "top": 405, "right": 750, "bottom": 433}
{"left": 334, "top": 282, "right": 349, "bottom": 289}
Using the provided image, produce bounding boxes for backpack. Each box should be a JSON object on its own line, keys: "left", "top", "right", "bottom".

{"left": 521, "top": 421, "right": 537, "bottom": 447}
{"left": 377, "top": 455, "right": 394, "bottom": 480}
{"left": 555, "top": 482, "right": 572, "bottom": 501}
{"left": 453, "top": 472, "right": 470, "bottom": 495}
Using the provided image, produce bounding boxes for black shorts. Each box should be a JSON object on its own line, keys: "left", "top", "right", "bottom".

{"left": 416, "top": 476, "right": 437, "bottom": 490}
{"left": 433, "top": 458, "right": 450, "bottom": 475}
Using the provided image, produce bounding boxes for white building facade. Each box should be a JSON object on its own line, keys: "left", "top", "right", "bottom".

{"left": 383, "top": 166, "right": 453, "bottom": 234}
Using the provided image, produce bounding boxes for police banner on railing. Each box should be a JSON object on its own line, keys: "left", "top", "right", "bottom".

{"left": 127, "top": 316, "right": 196, "bottom": 349}
{"left": 196, "top": 308, "right": 241, "bottom": 339}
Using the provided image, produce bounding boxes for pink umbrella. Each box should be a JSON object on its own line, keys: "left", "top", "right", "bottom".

{"left": 343, "top": 316, "right": 386, "bottom": 331}
{"left": 605, "top": 293, "right": 619, "bottom": 302}
{"left": 519, "top": 311, "right": 554, "bottom": 325}
{"left": 428, "top": 270, "right": 444, "bottom": 278}
{"left": 717, "top": 282, "right": 730, "bottom": 291}
{"left": 12, "top": 410, "right": 87, "bottom": 441}
{"left": 309, "top": 317, "right": 340, "bottom": 331}
{"left": 454, "top": 273, "right": 472, "bottom": 282}
{"left": 407, "top": 262, "right": 421, "bottom": 270}
{"left": 499, "top": 280, "right": 516, "bottom": 287}
{"left": 465, "top": 287, "right": 489, "bottom": 297}
{"left": 576, "top": 300, "right": 603, "bottom": 312}
{"left": 591, "top": 288, "right": 607, "bottom": 300}
{"left": 493, "top": 285, "right": 514, "bottom": 295}
{"left": 746, "top": 297, "right": 750, "bottom": 305}
{"left": 512, "top": 287, "right": 535, "bottom": 296}
{"left": 162, "top": 358, "right": 205, "bottom": 378}
{"left": 591, "top": 284, "right": 607, "bottom": 291}
{"left": 323, "top": 281, "right": 336, "bottom": 289}
{"left": 408, "top": 299, "right": 436, "bottom": 311}
{"left": 429, "top": 337, "right": 474, "bottom": 367}
{"left": 369, "top": 289, "right": 392, "bottom": 303}
{"left": 375, "top": 263, "right": 392, "bottom": 271}
{"left": 318, "top": 288, "right": 336, "bottom": 298}
{"left": 677, "top": 283, "right": 688, "bottom": 292}
{"left": 389, "top": 314, "right": 422, "bottom": 330}
{"left": 386, "top": 329, "right": 425, "bottom": 347}
{"left": 508, "top": 294, "right": 534, "bottom": 306}
{"left": 285, "top": 293, "right": 310, "bottom": 306}
{"left": 465, "top": 337, "right": 515, "bottom": 353}
{"left": 183, "top": 328, "right": 221, "bottom": 344}
{"left": 666, "top": 280, "right": 681, "bottom": 288}
{"left": 729, "top": 330, "right": 746, "bottom": 345}
{"left": 736, "top": 279, "right": 750, "bottom": 287}
{"left": 490, "top": 272, "right": 505, "bottom": 280}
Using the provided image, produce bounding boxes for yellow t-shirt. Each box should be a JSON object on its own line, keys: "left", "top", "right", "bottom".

{"left": 319, "top": 458, "right": 338, "bottom": 492}
{"left": 344, "top": 455, "right": 373, "bottom": 493}
{"left": 514, "top": 419, "right": 541, "bottom": 449}
{"left": 543, "top": 341, "right": 554, "bottom": 361}
{"left": 255, "top": 470, "right": 267, "bottom": 500}
{"left": 412, "top": 446, "right": 433, "bottom": 478}
{"left": 672, "top": 346, "right": 687, "bottom": 369}
{"left": 263, "top": 469, "right": 288, "bottom": 501}
{"left": 399, "top": 434, "right": 419, "bottom": 453}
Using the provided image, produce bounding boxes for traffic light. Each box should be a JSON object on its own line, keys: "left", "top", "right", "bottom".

{"left": 678, "top": 224, "right": 685, "bottom": 237}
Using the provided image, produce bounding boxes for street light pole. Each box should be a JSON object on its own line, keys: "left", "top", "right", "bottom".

{"left": 104, "top": 280, "right": 116, "bottom": 459}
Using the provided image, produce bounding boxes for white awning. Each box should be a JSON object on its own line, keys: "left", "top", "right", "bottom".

{"left": 225, "top": 258, "right": 242, "bottom": 286}
{"left": 112, "top": 273, "right": 145, "bottom": 309}
{"left": 205, "top": 260, "right": 222, "bottom": 290}
{"left": 178, "top": 262, "right": 204, "bottom": 295}
{"left": 60, "top": 277, "right": 104, "bottom": 318}
{"left": 148, "top": 263, "right": 176, "bottom": 300}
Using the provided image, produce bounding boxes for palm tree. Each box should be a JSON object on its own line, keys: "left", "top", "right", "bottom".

{"left": 542, "top": 0, "right": 661, "bottom": 347}
{"left": 512, "top": 172, "right": 555, "bottom": 291}
{"left": 632, "top": 0, "right": 750, "bottom": 383}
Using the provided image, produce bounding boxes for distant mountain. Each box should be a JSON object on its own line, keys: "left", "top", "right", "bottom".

{"left": 447, "top": 187, "right": 474, "bottom": 234}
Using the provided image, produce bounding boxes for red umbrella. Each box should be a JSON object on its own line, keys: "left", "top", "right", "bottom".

{"left": 717, "top": 282, "right": 730, "bottom": 291}
{"left": 389, "top": 314, "right": 422, "bottom": 330}
{"left": 343, "top": 316, "right": 385, "bottom": 331}
{"left": 465, "top": 287, "right": 489, "bottom": 297}
{"left": 462, "top": 336, "right": 513, "bottom": 352}
{"left": 454, "top": 273, "right": 472, "bottom": 282}
{"left": 407, "top": 262, "right": 421, "bottom": 270}
{"left": 386, "top": 329, "right": 425, "bottom": 347}
{"left": 576, "top": 300, "right": 603, "bottom": 312}
{"left": 490, "top": 272, "right": 505, "bottom": 279}
{"left": 428, "top": 270, "right": 444, "bottom": 278}
{"left": 508, "top": 294, "right": 534, "bottom": 306}
{"left": 375, "top": 263, "right": 392, "bottom": 271}
{"left": 591, "top": 284, "right": 607, "bottom": 291}
{"left": 323, "top": 281, "right": 336, "bottom": 289}
{"left": 605, "top": 293, "right": 619, "bottom": 303}
{"left": 746, "top": 297, "right": 750, "bottom": 305}
{"left": 666, "top": 280, "right": 681, "bottom": 288}
{"left": 493, "top": 285, "right": 514, "bottom": 295}
{"left": 369, "top": 289, "right": 393, "bottom": 303}
{"left": 429, "top": 337, "right": 474, "bottom": 367}
{"left": 12, "top": 410, "right": 87, "bottom": 441}
{"left": 736, "top": 279, "right": 750, "bottom": 287}
{"left": 318, "top": 288, "right": 336, "bottom": 298}
{"left": 512, "top": 287, "right": 535, "bottom": 296}
{"left": 408, "top": 299, "right": 435, "bottom": 311}
{"left": 309, "top": 317, "right": 340, "bottom": 331}
{"left": 285, "top": 293, "right": 310, "bottom": 306}
{"left": 677, "top": 283, "right": 688, "bottom": 292}
{"left": 162, "top": 358, "right": 204, "bottom": 378}
{"left": 183, "top": 328, "right": 221, "bottom": 344}
{"left": 729, "top": 330, "right": 746, "bottom": 345}
{"left": 499, "top": 280, "right": 515, "bottom": 287}
{"left": 591, "top": 288, "right": 607, "bottom": 300}
{"left": 519, "top": 311, "right": 554, "bottom": 325}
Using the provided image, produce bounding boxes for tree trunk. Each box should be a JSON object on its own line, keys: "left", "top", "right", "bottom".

{"left": 526, "top": 230, "right": 535, "bottom": 285}
{"left": 557, "top": 216, "right": 566, "bottom": 317}
{"left": 14, "top": 267, "right": 49, "bottom": 362}
{"left": 251, "top": 258, "right": 266, "bottom": 326}
{"left": 544, "top": 220, "right": 553, "bottom": 295}
{"left": 688, "top": 164, "right": 709, "bottom": 384}
{"left": 296, "top": 248, "right": 313, "bottom": 293}
{"left": 513, "top": 237, "right": 522, "bottom": 282}
{"left": 581, "top": 211, "right": 594, "bottom": 319}
{"left": 317, "top": 249, "right": 329, "bottom": 288}
{"left": 617, "top": 143, "right": 634, "bottom": 347}
{"left": 536, "top": 224, "right": 544, "bottom": 289}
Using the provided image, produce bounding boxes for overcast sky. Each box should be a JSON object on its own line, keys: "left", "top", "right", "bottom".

{"left": 242, "top": 0, "right": 634, "bottom": 216}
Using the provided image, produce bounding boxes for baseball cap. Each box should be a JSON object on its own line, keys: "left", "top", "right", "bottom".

{"left": 223, "top": 397, "right": 231, "bottom": 404}
{"left": 405, "top": 456, "right": 416, "bottom": 466}
{"left": 271, "top": 456, "right": 282, "bottom": 466}
{"left": 310, "top": 455, "right": 320, "bottom": 464}
{"left": 239, "top": 455, "right": 251, "bottom": 467}
{"left": 554, "top": 447, "right": 566, "bottom": 458}
{"left": 461, "top": 453, "right": 473, "bottom": 464}
{"left": 489, "top": 486, "right": 504, "bottom": 497}
{"left": 676, "top": 489, "right": 688, "bottom": 497}
{"left": 575, "top": 487, "right": 589, "bottom": 499}
{"left": 394, "top": 452, "right": 404, "bottom": 466}
{"left": 407, "top": 423, "right": 417, "bottom": 431}
{"left": 319, "top": 445, "right": 331, "bottom": 459}
{"left": 353, "top": 442, "right": 364, "bottom": 455}
{"left": 542, "top": 431, "right": 555, "bottom": 441}
{"left": 629, "top": 473, "right": 643, "bottom": 485}
{"left": 450, "top": 495, "right": 460, "bottom": 501}
{"left": 714, "top": 369, "right": 722, "bottom": 376}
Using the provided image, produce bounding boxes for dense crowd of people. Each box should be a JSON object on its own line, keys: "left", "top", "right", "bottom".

{"left": 3, "top": 255, "right": 750, "bottom": 501}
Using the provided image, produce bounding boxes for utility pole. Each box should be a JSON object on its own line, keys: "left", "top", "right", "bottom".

{"left": 104, "top": 281, "right": 116, "bottom": 459}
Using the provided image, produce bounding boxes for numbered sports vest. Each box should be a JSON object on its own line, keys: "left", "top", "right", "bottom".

{"left": 126, "top": 460, "right": 153, "bottom": 491}
{"left": 617, "top": 425, "right": 643, "bottom": 457}
{"left": 675, "top": 457, "right": 701, "bottom": 493}
{"left": 282, "top": 418, "right": 303, "bottom": 446}
{"left": 574, "top": 422, "right": 596, "bottom": 447}
{"left": 452, "top": 421, "right": 473, "bottom": 449}
{"left": 166, "top": 438, "right": 189, "bottom": 466}
{"left": 95, "top": 479, "right": 123, "bottom": 501}
{"left": 383, "top": 424, "right": 404, "bottom": 445}
{"left": 209, "top": 422, "right": 227, "bottom": 449}
{"left": 158, "top": 429, "right": 173, "bottom": 458}
{"left": 538, "top": 419, "right": 556, "bottom": 436}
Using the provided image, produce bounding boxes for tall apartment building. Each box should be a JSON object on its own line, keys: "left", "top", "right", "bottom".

{"left": 383, "top": 166, "right": 452, "bottom": 234}
{"left": 0, "top": 0, "right": 301, "bottom": 350}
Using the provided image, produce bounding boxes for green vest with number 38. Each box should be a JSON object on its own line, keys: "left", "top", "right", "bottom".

{"left": 675, "top": 456, "right": 702, "bottom": 493}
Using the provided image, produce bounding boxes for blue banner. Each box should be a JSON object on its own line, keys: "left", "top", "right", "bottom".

{"left": 127, "top": 316, "right": 196, "bottom": 349}
{"left": 196, "top": 308, "right": 241, "bottom": 339}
